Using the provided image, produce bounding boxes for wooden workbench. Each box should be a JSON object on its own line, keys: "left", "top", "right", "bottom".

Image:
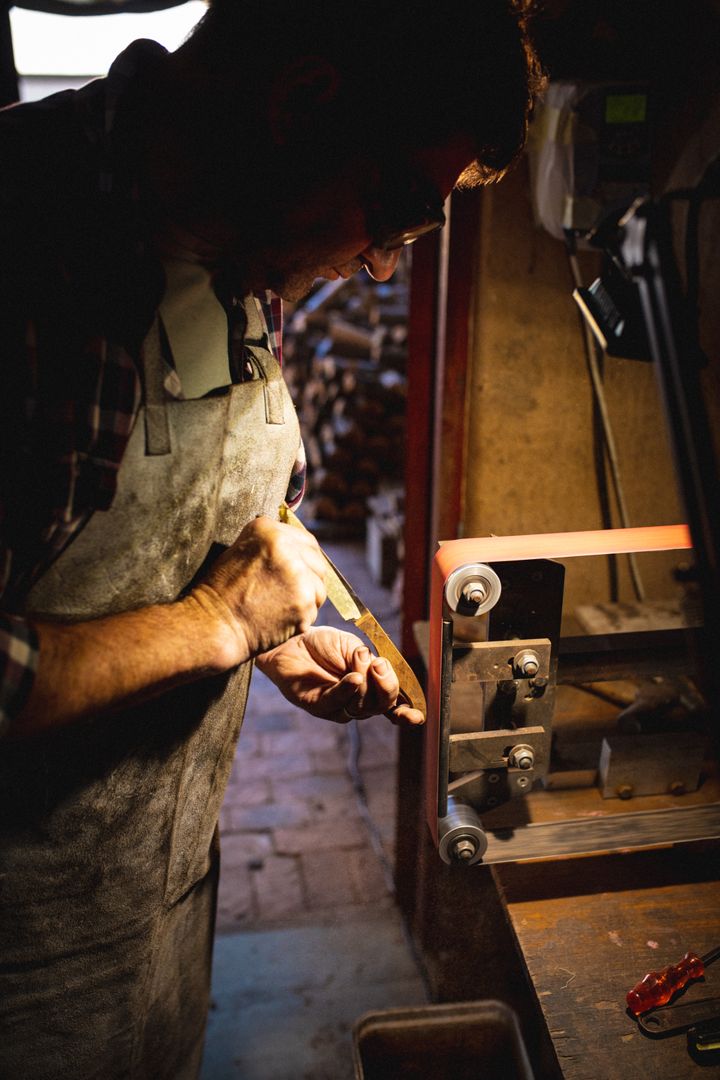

{"left": 406, "top": 622, "right": 720, "bottom": 1077}
{"left": 497, "top": 848, "right": 720, "bottom": 1079}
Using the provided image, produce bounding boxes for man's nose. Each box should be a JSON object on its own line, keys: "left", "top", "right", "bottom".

{"left": 360, "top": 245, "right": 402, "bottom": 281}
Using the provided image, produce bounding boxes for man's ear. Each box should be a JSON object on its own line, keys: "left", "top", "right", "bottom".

{"left": 268, "top": 56, "right": 341, "bottom": 144}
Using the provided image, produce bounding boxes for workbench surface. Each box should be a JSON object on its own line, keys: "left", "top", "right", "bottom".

{"left": 411, "top": 621, "right": 720, "bottom": 1075}
{"left": 498, "top": 849, "right": 720, "bottom": 1079}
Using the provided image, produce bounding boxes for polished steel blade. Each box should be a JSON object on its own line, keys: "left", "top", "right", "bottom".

{"left": 322, "top": 557, "right": 364, "bottom": 622}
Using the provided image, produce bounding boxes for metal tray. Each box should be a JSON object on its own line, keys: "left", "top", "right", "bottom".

{"left": 352, "top": 999, "right": 534, "bottom": 1080}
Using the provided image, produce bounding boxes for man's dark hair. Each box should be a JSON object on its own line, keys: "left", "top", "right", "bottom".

{"left": 192, "top": 0, "right": 545, "bottom": 186}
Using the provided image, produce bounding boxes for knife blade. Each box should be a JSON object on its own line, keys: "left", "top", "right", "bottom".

{"left": 280, "top": 505, "right": 426, "bottom": 719}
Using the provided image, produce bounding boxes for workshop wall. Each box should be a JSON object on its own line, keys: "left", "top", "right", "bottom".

{"left": 666, "top": 92, "right": 720, "bottom": 478}
{"left": 460, "top": 1, "right": 720, "bottom": 616}
{"left": 462, "top": 161, "right": 683, "bottom": 614}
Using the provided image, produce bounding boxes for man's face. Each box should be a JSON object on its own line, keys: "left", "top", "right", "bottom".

{"left": 236, "top": 132, "right": 478, "bottom": 302}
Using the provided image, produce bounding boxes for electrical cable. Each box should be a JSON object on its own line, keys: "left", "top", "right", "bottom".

{"left": 566, "top": 242, "right": 646, "bottom": 602}
{"left": 345, "top": 717, "right": 434, "bottom": 1001}
{"left": 346, "top": 718, "right": 396, "bottom": 895}
{"left": 590, "top": 345, "right": 619, "bottom": 603}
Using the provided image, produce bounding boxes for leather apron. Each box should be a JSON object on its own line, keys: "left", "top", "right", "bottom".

{"left": 0, "top": 296, "right": 299, "bottom": 1079}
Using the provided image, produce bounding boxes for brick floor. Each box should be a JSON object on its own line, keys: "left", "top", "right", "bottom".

{"left": 216, "top": 538, "right": 406, "bottom": 934}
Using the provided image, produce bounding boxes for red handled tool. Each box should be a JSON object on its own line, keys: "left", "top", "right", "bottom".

{"left": 626, "top": 945, "right": 720, "bottom": 1016}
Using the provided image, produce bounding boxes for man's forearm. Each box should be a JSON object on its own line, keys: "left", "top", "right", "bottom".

{"left": 12, "top": 590, "right": 240, "bottom": 737}
{"left": 8, "top": 515, "right": 328, "bottom": 737}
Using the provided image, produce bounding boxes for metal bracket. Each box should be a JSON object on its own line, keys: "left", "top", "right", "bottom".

{"left": 598, "top": 732, "right": 708, "bottom": 800}
{"left": 449, "top": 725, "right": 550, "bottom": 774}
{"left": 447, "top": 639, "right": 554, "bottom": 794}
{"left": 452, "top": 637, "right": 551, "bottom": 684}
{"left": 448, "top": 763, "right": 540, "bottom": 810}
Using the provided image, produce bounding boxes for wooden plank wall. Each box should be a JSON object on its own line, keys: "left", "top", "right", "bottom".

{"left": 461, "top": 159, "right": 685, "bottom": 614}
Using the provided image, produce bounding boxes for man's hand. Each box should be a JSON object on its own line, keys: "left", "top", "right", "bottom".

{"left": 191, "top": 516, "right": 328, "bottom": 666}
{"left": 256, "top": 626, "right": 425, "bottom": 726}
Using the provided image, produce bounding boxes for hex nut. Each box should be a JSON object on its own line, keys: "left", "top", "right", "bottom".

{"left": 513, "top": 650, "right": 540, "bottom": 678}
{"left": 462, "top": 581, "right": 488, "bottom": 606}
{"left": 437, "top": 797, "right": 488, "bottom": 866}
{"left": 452, "top": 838, "right": 477, "bottom": 862}
{"left": 509, "top": 744, "right": 535, "bottom": 771}
{"left": 445, "top": 563, "right": 502, "bottom": 616}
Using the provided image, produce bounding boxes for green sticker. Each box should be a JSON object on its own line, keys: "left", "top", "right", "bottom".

{"left": 605, "top": 93, "right": 647, "bottom": 124}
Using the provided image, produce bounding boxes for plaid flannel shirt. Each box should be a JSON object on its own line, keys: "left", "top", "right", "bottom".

{"left": 0, "top": 41, "right": 305, "bottom": 733}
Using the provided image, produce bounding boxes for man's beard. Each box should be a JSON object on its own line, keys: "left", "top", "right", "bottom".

{"left": 265, "top": 268, "right": 329, "bottom": 303}
{"left": 215, "top": 247, "right": 325, "bottom": 303}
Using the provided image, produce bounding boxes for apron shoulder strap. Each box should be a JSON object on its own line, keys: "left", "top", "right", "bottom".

{"left": 141, "top": 315, "right": 172, "bottom": 456}
{"left": 242, "top": 296, "right": 286, "bottom": 426}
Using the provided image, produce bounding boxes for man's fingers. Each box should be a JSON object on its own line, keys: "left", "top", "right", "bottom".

{"left": 321, "top": 671, "right": 366, "bottom": 723}
{"left": 348, "top": 651, "right": 423, "bottom": 724}
{"left": 385, "top": 702, "right": 425, "bottom": 726}
{"left": 348, "top": 644, "right": 372, "bottom": 709}
{"left": 360, "top": 655, "right": 400, "bottom": 715}
{"left": 368, "top": 658, "right": 425, "bottom": 726}
{"left": 199, "top": 515, "right": 330, "bottom": 660}
{"left": 301, "top": 634, "right": 425, "bottom": 726}
{"left": 272, "top": 521, "right": 327, "bottom": 629}
{"left": 351, "top": 645, "right": 372, "bottom": 673}
{"left": 369, "top": 657, "right": 398, "bottom": 694}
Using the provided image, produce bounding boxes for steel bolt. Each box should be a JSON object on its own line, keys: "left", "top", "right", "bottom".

{"left": 509, "top": 745, "right": 535, "bottom": 771}
{"left": 451, "top": 838, "right": 477, "bottom": 862}
{"left": 516, "top": 775, "right": 530, "bottom": 790}
{"left": 616, "top": 784, "right": 634, "bottom": 800}
{"left": 513, "top": 650, "right": 540, "bottom": 678}
{"left": 462, "top": 580, "right": 488, "bottom": 606}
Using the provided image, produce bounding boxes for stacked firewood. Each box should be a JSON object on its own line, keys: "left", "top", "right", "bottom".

{"left": 282, "top": 260, "right": 409, "bottom": 538}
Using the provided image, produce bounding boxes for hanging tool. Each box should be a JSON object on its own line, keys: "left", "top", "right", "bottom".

{"left": 626, "top": 944, "right": 720, "bottom": 1015}
{"left": 279, "top": 504, "right": 426, "bottom": 719}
